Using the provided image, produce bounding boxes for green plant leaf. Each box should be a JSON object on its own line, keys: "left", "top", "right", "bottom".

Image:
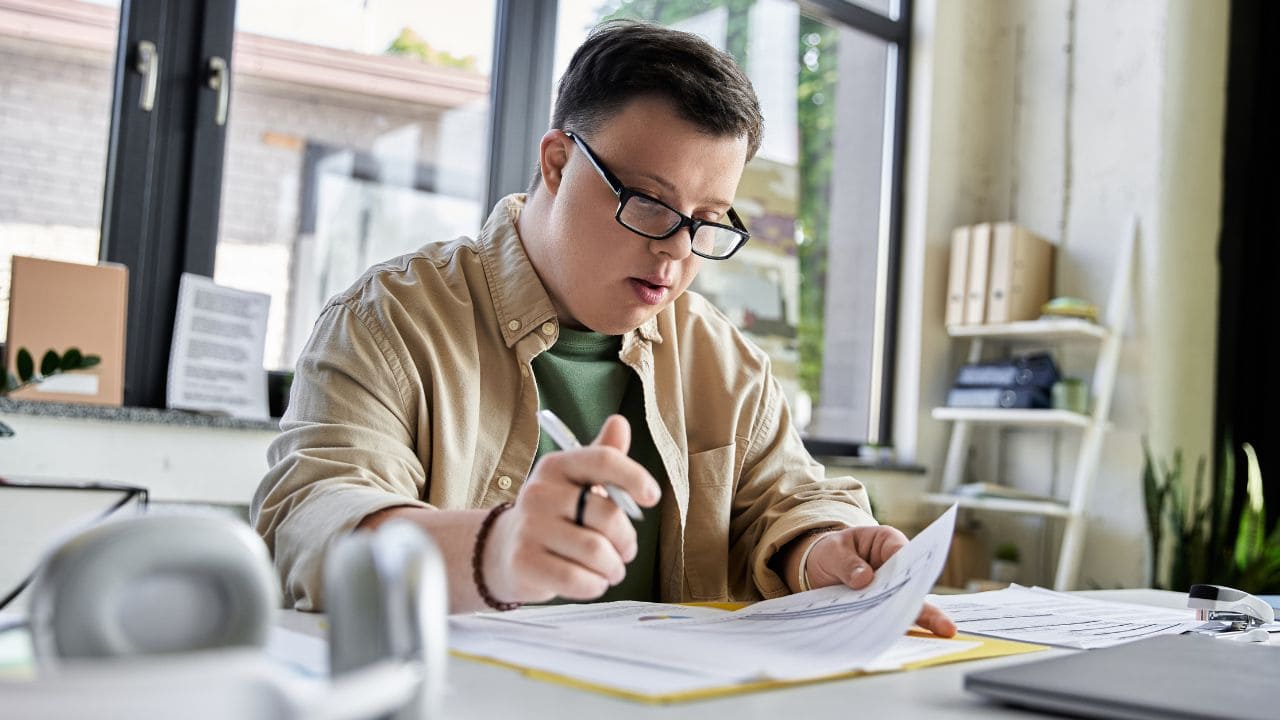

{"left": 80, "top": 355, "right": 101, "bottom": 369}
{"left": 1234, "top": 443, "right": 1266, "bottom": 572}
{"left": 1191, "top": 455, "right": 1208, "bottom": 531}
{"left": 1141, "top": 437, "right": 1167, "bottom": 587}
{"left": 40, "top": 349, "right": 60, "bottom": 377}
{"left": 16, "top": 348, "right": 34, "bottom": 383}
{"left": 1167, "top": 458, "right": 1187, "bottom": 540}
{"left": 60, "top": 348, "right": 82, "bottom": 370}
{"left": 1210, "top": 431, "right": 1236, "bottom": 573}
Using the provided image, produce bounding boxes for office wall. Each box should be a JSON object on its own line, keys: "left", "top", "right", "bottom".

{"left": 0, "top": 412, "right": 273, "bottom": 506}
{"left": 899, "top": 0, "right": 1229, "bottom": 587}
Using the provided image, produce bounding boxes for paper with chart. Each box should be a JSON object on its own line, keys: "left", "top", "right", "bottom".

{"left": 451, "top": 505, "right": 968, "bottom": 693}
{"left": 927, "top": 584, "right": 1204, "bottom": 649}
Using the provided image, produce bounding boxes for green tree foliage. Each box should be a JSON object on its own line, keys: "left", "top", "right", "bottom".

{"left": 795, "top": 19, "right": 836, "bottom": 402}
{"left": 597, "top": 1, "right": 834, "bottom": 403}
{"left": 385, "top": 28, "right": 478, "bottom": 71}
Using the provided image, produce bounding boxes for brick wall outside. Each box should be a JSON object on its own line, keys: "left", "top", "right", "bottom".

{"left": 1, "top": 35, "right": 477, "bottom": 368}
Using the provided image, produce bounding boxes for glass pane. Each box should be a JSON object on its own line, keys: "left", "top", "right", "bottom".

{"left": 215, "top": 1, "right": 496, "bottom": 371}
{"left": 553, "top": 1, "right": 895, "bottom": 444}
{"left": 0, "top": 0, "right": 119, "bottom": 340}
{"left": 847, "top": 0, "right": 897, "bottom": 19}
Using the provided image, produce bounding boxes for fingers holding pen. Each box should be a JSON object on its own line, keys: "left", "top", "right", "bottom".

{"left": 484, "top": 442, "right": 658, "bottom": 604}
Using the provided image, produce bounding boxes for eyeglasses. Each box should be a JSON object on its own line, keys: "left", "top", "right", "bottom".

{"left": 563, "top": 130, "right": 750, "bottom": 261}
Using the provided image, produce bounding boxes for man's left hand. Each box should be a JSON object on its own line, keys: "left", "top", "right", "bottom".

{"left": 801, "top": 525, "right": 957, "bottom": 638}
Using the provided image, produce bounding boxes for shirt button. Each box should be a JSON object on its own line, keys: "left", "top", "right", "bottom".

{"left": 496, "top": 475, "right": 512, "bottom": 490}
{"left": 541, "top": 321, "right": 556, "bottom": 336}
{"left": 507, "top": 320, "right": 521, "bottom": 331}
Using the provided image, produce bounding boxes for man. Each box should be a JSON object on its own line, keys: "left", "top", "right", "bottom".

{"left": 253, "top": 21, "right": 954, "bottom": 637}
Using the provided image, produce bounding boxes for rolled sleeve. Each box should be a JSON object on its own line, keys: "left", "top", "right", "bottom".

{"left": 252, "top": 302, "right": 429, "bottom": 611}
{"left": 731, "top": 372, "right": 878, "bottom": 600}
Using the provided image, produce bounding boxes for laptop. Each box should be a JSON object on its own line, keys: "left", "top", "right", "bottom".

{"left": 965, "top": 633, "right": 1280, "bottom": 720}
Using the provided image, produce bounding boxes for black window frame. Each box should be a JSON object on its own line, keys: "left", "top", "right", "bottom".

{"left": 797, "top": 0, "right": 912, "bottom": 451}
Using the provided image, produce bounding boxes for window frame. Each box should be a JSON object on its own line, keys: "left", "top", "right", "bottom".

{"left": 92, "top": 0, "right": 909, "bottom": 441}
{"left": 796, "top": 0, "right": 911, "bottom": 449}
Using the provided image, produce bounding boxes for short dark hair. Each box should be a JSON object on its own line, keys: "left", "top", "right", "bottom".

{"left": 530, "top": 21, "right": 764, "bottom": 192}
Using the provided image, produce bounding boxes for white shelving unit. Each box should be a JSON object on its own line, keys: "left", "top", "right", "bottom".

{"left": 925, "top": 218, "right": 1136, "bottom": 590}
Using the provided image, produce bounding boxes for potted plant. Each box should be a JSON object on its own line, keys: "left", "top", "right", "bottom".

{"left": 991, "top": 541, "right": 1020, "bottom": 584}
{"left": 1143, "top": 435, "right": 1280, "bottom": 592}
{"left": 2, "top": 346, "right": 101, "bottom": 437}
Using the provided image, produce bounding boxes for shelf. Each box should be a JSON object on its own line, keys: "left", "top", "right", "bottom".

{"left": 946, "top": 318, "right": 1108, "bottom": 342}
{"left": 931, "top": 407, "right": 1092, "bottom": 428}
{"left": 922, "top": 492, "right": 1073, "bottom": 518}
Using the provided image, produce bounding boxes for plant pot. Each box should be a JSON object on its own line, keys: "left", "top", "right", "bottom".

{"left": 990, "top": 559, "right": 1019, "bottom": 584}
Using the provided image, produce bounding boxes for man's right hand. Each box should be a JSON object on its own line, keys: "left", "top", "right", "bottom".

{"left": 481, "top": 414, "right": 661, "bottom": 604}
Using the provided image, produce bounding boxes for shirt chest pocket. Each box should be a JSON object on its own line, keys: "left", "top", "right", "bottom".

{"left": 683, "top": 443, "right": 735, "bottom": 600}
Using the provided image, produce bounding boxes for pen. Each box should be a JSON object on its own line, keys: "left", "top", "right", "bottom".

{"left": 536, "top": 409, "right": 644, "bottom": 521}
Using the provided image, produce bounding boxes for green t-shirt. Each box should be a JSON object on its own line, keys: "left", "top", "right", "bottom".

{"left": 531, "top": 326, "right": 665, "bottom": 602}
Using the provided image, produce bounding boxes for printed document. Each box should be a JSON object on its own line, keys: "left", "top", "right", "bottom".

{"left": 166, "top": 273, "right": 271, "bottom": 419}
{"left": 450, "top": 505, "right": 972, "bottom": 695}
{"left": 928, "top": 585, "right": 1202, "bottom": 649}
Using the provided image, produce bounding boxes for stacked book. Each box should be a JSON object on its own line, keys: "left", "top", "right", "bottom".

{"left": 946, "top": 352, "right": 1060, "bottom": 409}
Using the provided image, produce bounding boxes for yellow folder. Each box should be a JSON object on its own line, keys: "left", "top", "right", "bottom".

{"left": 450, "top": 602, "right": 1046, "bottom": 705}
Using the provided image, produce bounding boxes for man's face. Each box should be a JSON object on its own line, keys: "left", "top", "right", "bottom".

{"left": 530, "top": 96, "right": 749, "bottom": 335}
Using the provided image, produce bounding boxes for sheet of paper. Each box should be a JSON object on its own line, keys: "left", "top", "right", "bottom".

{"left": 928, "top": 584, "right": 1203, "bottom": 649}
{"left": 451, "top": 505, "right": 959, "bottom": 686}
{"left": 266, "top": 625, "right": 329, "bottom": 679}
{"left": 166, "top": 272, "right": 271, "bottom": 419}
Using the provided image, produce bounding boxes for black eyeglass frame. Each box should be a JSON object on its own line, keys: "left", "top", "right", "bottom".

{"left": 562, "top": 130, "right": 751, "bottom": 260}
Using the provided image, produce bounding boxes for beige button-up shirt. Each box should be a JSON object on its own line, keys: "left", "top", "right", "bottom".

{"left": 252, "top": 195, "right": 876, "bottom": 611}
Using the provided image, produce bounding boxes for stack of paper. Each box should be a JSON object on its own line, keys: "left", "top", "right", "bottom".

{"left": 450, "top": 506, "right": 982, "bottom": 698}
{"left": 928, "top": 585, "right": 1202, "bottom": 649}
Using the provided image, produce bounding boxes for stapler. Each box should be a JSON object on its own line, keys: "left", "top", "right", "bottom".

{"left": 1187, "top": 584, "right": 1275, "bottom": 643}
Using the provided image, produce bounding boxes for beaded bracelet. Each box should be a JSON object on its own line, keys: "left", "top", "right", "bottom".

{"left": 472, "top": 501, "right": 520, "bottom": 611}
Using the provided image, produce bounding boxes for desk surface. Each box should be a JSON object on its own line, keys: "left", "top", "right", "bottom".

{"left": 280, "top": 589, "right": 1191, "bottom": 719}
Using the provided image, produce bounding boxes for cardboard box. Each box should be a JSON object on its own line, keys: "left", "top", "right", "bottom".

{"left": 5, "top": 256, "right": 128, "bottom": 406}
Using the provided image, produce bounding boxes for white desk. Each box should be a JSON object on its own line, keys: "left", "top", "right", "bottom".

{"left": 279, "top": 589, "right": 1190, "bottom": 719}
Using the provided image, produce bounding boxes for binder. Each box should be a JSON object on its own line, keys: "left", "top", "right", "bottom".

{"left": 945, "top": 225, "right": 971, "bottom": 327}
{"left": 986, "top": 223, "right": 1055, "bottom": 324}
{"left": 4, "top": 256, "right": 128, "bottom": 406}
{"left": 963, "top": 223, "right": 992, "bottom": 325}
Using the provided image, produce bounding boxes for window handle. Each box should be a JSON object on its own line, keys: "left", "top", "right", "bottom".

{"left": 207, "top": 56, "right": 229, "bottom": 126}
{"left": 134, "top": 40, "right": 158, "bottom": 112}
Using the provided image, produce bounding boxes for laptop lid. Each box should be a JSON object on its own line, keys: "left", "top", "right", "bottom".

{"left": 965, "top": 633, "right": 1280, "bottom": 720}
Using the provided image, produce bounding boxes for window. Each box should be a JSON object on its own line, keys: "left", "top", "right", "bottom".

{"left": 553, "top": 0, "right": 910, "bottom": 448}
{"left": 3, "top": 0, "right": 905, "bottom": 435}
{"left": 213, "top": 1, "right": 496, "bottom": 371}
{"left": 0, "top": 0, "right": 120, "bottom": 339}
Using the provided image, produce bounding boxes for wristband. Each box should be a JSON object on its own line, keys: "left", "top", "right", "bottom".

{"left": 472, "top": 502, "right": 520, "bottom": 611}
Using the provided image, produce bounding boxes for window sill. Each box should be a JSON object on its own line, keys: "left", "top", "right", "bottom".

{"left": 812, "top": 455, "right": 927, "bottom": 476}
{"left": 0, "top": 398, "right": 279, "bottom": 432}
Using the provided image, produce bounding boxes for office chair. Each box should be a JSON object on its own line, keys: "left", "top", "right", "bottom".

{"left": 2, "top": 511, "right": 446, "bottom": 720}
